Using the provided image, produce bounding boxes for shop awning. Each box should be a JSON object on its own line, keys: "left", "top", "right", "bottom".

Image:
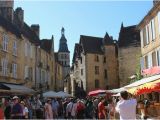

{"left": 124, "top": 74, "right": 160, "bottom": 88}
{"left": 127, "top": 79, "right": 160, "bottom": 95}
{"left": 0, "top": 83, "right": 35, "bottom": 94}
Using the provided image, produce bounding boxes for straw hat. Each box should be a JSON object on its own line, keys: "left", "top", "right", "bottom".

{"left": 12, "top": 96, "right": 19, "bottom": 100}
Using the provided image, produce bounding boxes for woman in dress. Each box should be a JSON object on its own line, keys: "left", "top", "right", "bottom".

{"left": 44, "top": 99, "right": 53, "bottom": 119}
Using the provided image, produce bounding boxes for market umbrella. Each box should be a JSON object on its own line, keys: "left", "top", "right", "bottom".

{"left": 88, "top": 89, "right": 106, "bottom": 96}
{"left": 56, "top": 91, "right": 72, "bottom": 98}
{"left": 43, "top": 91, "right": 57, "bottom": 98}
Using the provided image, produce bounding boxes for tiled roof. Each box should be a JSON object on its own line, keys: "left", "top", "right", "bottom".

{"left": 80, "top": 35, "right": 103, "bottom": 54}
{"left": 40, "top": 39, "right": 53, "bottom": 53}
{"left": 0, "top": 14, "right": 40, "bottom": 45}
{"left": 118, "top": 24, "right": 140, "bottom": 48}
{"left": 0, "top": 15, "right": 21, "bottom": 38}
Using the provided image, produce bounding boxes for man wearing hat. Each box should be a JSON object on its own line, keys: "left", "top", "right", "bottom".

{"left": 11, "top": 96, "right": 23, "bottom": 119}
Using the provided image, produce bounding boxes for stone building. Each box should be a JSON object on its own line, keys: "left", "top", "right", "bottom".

{"left": 138, "top": 1, "right": 160, "bottom": 77}
{"left": 54, "top": 52, "right": 63, "bottom": 91}
{"left": 72, "top": 34, "right": 118, "bottom": 95}
{"left": 118, "top": 23, "right": 141, "bottom": 87}
{"left": 0, "top": 0, "right": 56, "bottom": 92}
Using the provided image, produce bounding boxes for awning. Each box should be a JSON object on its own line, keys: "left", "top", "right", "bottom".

{"left": 88, "top": 89, "right": 106, "bottom": 96}
{"left": 43, "top": 91, "right": 57, "bottom": 98}
{"left": 127, "top": 79, "right": 160, "bottom": 95}
{"left": 124, "top": 74, "right": 160, "bottom": 88}
{"left": 0, "top": 83, "right": 35, "bottom": 94}
{"left": 107, "top": 74, "right": 160, "bottom": 94}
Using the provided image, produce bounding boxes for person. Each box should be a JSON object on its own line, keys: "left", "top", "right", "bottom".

{"left": 63, "top": 98, "right": 69, "bottom": 119}
{"left": 20, "top": 101, "right": 29, "bottom": 119}
{"left": 98, "top": 97, "right": 107, "bottom": 119}
{"left": 0, "top": 101, "right": 4, "bottom": 120}
{"left": 51, "top": 98, "right": 59, "bottom": 118}
{"left": 35, "top": 96, "right": 42, "bottom": 119}
{"left": 115, "top": 91, "right": 137, "bottom": 120}
{"left": 107, "top": 98, "right": 115, "bottom": 119}
{"left": 11, "top": 96, "right": 23, "bottom": 119}
{"left": 66, "top": 98, "right": 74, "bottom": 119}
{"left": 93, "top": 98, "right": 99, "bottom": 119}
{"left": 77, "top": 100, "right": 85, "bottom": 119}
{"left": 44, "top": 99, "right": 53, "bottom": 119}
{"left": 4, "top": 99, "right": 11, "bottom": 119}
{"left": 71, "top": 99, "right": 77, "bottom": 119}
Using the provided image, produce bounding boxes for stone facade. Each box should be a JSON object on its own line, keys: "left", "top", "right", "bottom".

{"left": 118, "top": 24, "right": 141, "bottom": 87}
{"left": 0, "top": 0, "right": 58, "bottom": 92}
{"left": 72, "top": 34, "right": 119, "bottom": 95}
{"left": 138, "top": 2, "right": 160, "bottom": 75}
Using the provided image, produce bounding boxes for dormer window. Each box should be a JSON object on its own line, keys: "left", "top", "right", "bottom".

{"left": 95, "top": 55, "right": 99, "bottom": 62}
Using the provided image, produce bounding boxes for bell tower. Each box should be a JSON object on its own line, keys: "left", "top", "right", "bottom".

{"left": 58, "top": 27, "right": 70, "bottom": 79}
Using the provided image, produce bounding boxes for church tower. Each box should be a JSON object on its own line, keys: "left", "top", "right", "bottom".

{"left": 58, "top": 27, "right": 70, "bottom": 78}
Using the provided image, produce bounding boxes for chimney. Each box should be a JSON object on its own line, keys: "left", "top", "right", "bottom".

{"left": 0, "top": 0, "right": 14, "bottom": 21}
{"left": 31, "top": 24, "right": 40, "bottom": 37}
{"left": 14, "top": 7, "right": 24, "bottom": 26}
{"left": 153, "top": 0, "right": 160, "bottom": 6}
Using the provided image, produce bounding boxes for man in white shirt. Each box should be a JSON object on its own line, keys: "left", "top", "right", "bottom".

{"left": 115, "top": 91, "right": 137, "bottom": 120}
{"left": 66, "top": 99, "right": 74, "bottom": 118}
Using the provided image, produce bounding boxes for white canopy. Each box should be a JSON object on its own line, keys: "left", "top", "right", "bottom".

{"left": 56, "top": 91, "right": 72, "bottom": 98}
{"left": 43, "top": 91, "right": 57, "bottom": 98}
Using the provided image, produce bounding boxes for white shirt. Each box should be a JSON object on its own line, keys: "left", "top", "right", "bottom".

{"left": 71, "top": 103, "right": 77, "bottom": 117}
{"left": 115, "top": 98, "right": 137, "bottom": 120}
{"left": 66, "top": 102, "right": 73, "bottom": 114}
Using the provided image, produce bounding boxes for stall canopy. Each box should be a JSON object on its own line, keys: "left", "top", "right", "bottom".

{"left": 56, "top": 91, "right": 72, "bottom": 98}
{"left": 0, "top": 83, "right": 35, "bottom": 94}
{"left": 43, "top": 91, "right": 57, "bottom": 98}
{"left": 88, "top": 89, "right": 106, "bottom": 96}
{"left": 107, "top": 74, "right": 160, "bottom": 95}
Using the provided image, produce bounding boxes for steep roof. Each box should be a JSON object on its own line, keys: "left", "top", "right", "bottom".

{"left": 40, "top": 39, "right": 53, "bottom": 53}
{"left": 103, "top": 32, "right": 114, "bottom": 45}
{"left": 80, "top": 35, "right": 103, "bottom": 54}
{"left": 118, "top": 24, "right": 140, "bottom": 48}
{"left": 0, "top": 15, "right": 21, "bottom": 38}
{"left": 72, "top": 43, "right": 82, "bottom": 63}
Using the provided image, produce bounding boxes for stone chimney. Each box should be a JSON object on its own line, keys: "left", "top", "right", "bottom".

{"left": 153, "top": 0, "right": 160, "bottom": 6}
{"left": 14, "top": 7, "right": 24, "bottom": 26}
{"left": 0, "top": 0, "right": 14, "bottom": 21}
{"left": 31, "top": 24, "right": 40, "bottom": 37}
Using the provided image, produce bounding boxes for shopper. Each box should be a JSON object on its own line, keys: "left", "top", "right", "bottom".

{"left": 98, "top": 97, "right": 107, "bottom": 119}
{"left": 115, "top": 91, "right": 137, "bottom": 120}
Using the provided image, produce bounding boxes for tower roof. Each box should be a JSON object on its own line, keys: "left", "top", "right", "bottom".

{"left": 58, "top": 27, "right": 70, "bottom": 52}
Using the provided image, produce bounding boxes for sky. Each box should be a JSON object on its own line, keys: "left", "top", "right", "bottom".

{"left": 14, "top": 0, "right": 153, "bottom": 64}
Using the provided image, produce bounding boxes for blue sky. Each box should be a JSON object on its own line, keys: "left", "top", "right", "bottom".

{"left": 14, "top": 0, "right": 152, "bottom": 63}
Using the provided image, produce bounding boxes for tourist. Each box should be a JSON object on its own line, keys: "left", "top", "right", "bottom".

{"left": 107, "top": 98, "right": 115, "bottom": 119}
{"left": 51, "top": 98, "right": 59, "bottom": 118}
{"left": 35, "top": 96, "right": 43, "bottom": 119}
{"left": 115, "top": 91, "right": 137, "bottom": 120}
{"left": 98, "top": 97, "right": 107, "bottom": 119}
{"left": 44, "top": 99, "right": 53, "bottom": 119}
{"left": 4, "top": 98, "right": 11, "bottom": 119}
{"left": 11, "top": 96, "right": 23, "bottom": 119}
{"left": 0, "top": 100, "right": 4, "bottom": 120}
{"left": 20, "top": 101, "right": 29, "bottom": 119}
{"left": 77, "top": 100, "right": 85, "bottom": 119}
{"left": 66, "top": 98, "right": 74, "bottom": 119}
{"left": 71, "top": 98, "right": 77, "bottom": 119}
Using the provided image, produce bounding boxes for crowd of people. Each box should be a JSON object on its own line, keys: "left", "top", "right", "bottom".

{"left": 0, "top": 91, "right": 138, "bottom": 119}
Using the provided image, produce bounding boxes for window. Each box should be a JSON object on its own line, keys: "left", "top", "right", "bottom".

{"left": 29, "top": 67, "right": 33, "bottom": 81}
{"left": 2, "top": 34, "right": 8, "bottom": 51}
{"left": 25, "top": 43, "right": 27, "bottom": 57}
{"left": 148, "top": 53, "right": 153, "bottom": 68}
{"left": 80, "top": 57, "right": 82, "bottom": 64}
{"left": 146, "top": 24, "right": 150, "bottom": 45}
{"left": 12, "top": 63, "right": 17, "bottom": 78}
{"left": 81, "top": 69, "right": 83, "bottom": 76}
{"left": 61, "top": 54, "right": 63, "bottom": 59}
{"left": 27, "top": 43, "right": 30, "bottom": 57}
{"left": 95, "top": 55, "right": 99, "bottom": 62}
{"left": 95, "top": 66, "right": 99, "bottom": 74}
{"left": 13, "top": 41, "right": 17, "bottom": 56}
{"left": 140, "top": 57, "right": 145, "bottom": 71}
{"left": 157, "top": 49, "right": 160, "bottom": 66}
{"left": 95, "top": 79, "right": 99, "bottom": 88}
{"left": 1, "top": 58, "right": 8, "bottom": 76}
{"left": 104, "top": 57, "right": 106, "bottom": 63}
{"left": 152, "top": 51, "right": 157, "bottom": 66}
{"left": 151, "top": 19, "right": 156, "bottom": 40}
{"left": 104, "top": 69, "right": 108, "bottom": 79}
{"left": 158, "top": 12, "right": 160, "bottom": 34}
{"left": 145, "top": 55, "right": 148, "bottom": 69}
{"left": 24, "top": 66, "right": 29, "bottom": 79}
